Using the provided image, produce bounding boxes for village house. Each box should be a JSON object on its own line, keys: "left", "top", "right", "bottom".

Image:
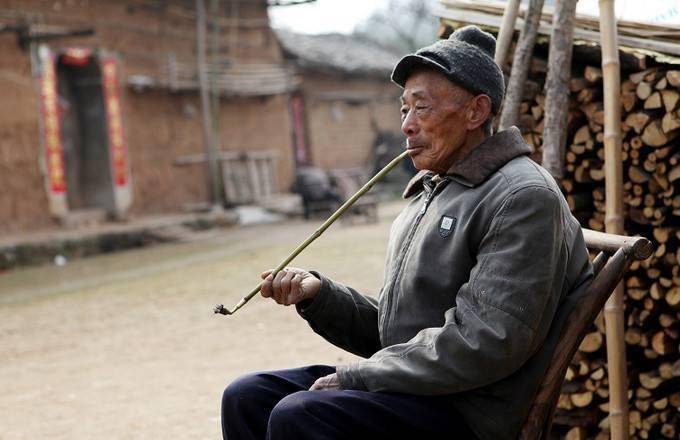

{"left": 0, "top": 0, "right": 300, "bottom": 233}
{"left": 0, "top": 0, "right": 410, "bottom": 235}
{"left": 275, "top": 30, "right": 403, "bottom": 172}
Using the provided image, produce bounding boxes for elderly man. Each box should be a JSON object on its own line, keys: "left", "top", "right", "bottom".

{"left": 221, "top": 26, "right": 592, "bottom": 440}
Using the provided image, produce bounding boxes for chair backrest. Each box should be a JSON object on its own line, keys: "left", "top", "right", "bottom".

{"left": 520, "top": 229, "right": 653, "bottom": 440}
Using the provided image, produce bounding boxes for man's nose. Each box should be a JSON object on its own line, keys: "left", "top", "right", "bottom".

{"left": 401, "top": 110, "right": 419, "bottom": 137}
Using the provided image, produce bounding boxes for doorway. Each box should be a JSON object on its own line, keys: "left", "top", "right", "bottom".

{"left": 56, "top": 55, "right": 115, "bottom": 214}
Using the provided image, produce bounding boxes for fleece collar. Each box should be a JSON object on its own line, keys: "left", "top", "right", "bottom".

{"left": 403, "top": 126, "right": 531, "bottom": 198}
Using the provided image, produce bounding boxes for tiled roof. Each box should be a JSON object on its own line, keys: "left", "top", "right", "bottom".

{"left": 275, "top": 29, "right": 403, "bottom": 77}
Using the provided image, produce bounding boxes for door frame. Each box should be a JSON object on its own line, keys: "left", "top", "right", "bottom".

{"left": 36, "top": 45, "right": 132, "bottom": 222}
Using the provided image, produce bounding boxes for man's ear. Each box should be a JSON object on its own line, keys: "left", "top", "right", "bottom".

{"left": 466, "top": 94, "right": 492, "bottom": 131}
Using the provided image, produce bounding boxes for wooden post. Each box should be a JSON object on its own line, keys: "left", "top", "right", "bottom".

{"left": 499, "top": 0, "right": 545, "bottom": 130}
{"left": 196, "top": 0, "right": 222, "bottom": 208}
{"left": 494, "top": 0, "right": 521, "bottom": 67}
{"left": 542, "top": 0, "right": 578, "bottom": 179}
{"left": 599, "top": 1, "right": 629, "bottom": 438}
{"left": 209, "top": 0, "right": 222, "bottom": 155}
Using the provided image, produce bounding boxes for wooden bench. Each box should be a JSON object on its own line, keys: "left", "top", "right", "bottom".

{"left": 520, "top": 229, "right": 653, "bottom": 439}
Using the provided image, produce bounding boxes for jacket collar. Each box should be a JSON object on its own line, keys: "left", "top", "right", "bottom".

{"left": 403, "top": 126, "right": 531, "bottom": 198}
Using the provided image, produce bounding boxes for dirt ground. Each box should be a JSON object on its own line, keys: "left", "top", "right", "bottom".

{"left": 0, "top": 200, "right": 406, "bottom": 440}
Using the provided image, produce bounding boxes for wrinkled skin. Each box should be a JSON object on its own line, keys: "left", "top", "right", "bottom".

{"left": 400, "top": 69, "right": 492, "bottom": 174}
{"left": 260, "top": 267, "right": 321, "bottom": 307}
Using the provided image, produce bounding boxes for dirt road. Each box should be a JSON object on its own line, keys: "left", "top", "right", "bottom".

{"left": 0, "top": 201, "right": 406, "bottom": 440}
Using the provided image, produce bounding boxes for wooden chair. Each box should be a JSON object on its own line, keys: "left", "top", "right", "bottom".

{"left": 520, "top": 229, "right": 653, "bottom": 440}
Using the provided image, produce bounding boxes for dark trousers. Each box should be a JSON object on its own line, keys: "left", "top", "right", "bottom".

{"left": 221, "top": 365, "right": 477, "bottom": 440}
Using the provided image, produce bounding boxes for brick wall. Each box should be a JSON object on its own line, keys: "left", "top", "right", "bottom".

{"left": 301, "top": 73, "right": 403, "bottom": 171}
{"left": 0, "top": 0, "right": 295, "bottom": 233}
{"left": 0, "top": 32, "right": 52, "bottom": 233}
{"left": 216, "top": 94, "right": 295, "bottom": 192}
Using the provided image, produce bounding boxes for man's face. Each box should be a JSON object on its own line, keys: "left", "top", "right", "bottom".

{"left": 400, "top": 69, "right": 474, "bottom": 174}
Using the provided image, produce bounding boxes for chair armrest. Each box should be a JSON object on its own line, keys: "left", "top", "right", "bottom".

{"left": 582, "top": 229, "right": 653, "bottom": 261}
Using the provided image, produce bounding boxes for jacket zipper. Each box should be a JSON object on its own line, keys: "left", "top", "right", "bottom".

{"left": 380, "top": 177, "right": 448, "bottom": 342}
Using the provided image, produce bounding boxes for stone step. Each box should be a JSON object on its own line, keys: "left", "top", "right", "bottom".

{"left": 61, "top": 208, "right": 108, "bottom": 229}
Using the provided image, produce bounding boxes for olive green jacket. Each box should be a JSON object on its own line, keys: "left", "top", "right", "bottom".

{"left": 298, "top": 127, "right": 593, "bottom": 440}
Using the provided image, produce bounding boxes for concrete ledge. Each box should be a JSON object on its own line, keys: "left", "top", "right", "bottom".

{"left": 0, "top": 211, "right": 239, "bottom": 271}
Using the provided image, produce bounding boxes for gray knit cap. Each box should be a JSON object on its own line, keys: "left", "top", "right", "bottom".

{"left": 391, "top": 25, "right": 505, "bottom": 114}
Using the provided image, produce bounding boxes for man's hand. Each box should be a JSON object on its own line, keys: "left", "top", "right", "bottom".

{"left": 309, "top": 373, "right": 342, "bottom": 391}
{"left": 260, "top": 267, "right": 321, "bottom": 306}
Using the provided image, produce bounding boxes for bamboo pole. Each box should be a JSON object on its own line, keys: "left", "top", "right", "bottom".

{"left": 214, "top": 150, "right": 409, "bottom": 316}
{"left": 599, "top": 1, "right": 629, "bottom": 438}
{"left": 196, "top": 0, "right": 222, "bottom": 208}
{"left": 494, "top": 0, "right": 521, "bottom": 67}
{"left": 209, "top": 0, "right": 222, "bottom": 156}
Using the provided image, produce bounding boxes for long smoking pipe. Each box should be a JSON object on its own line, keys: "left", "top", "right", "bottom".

{"left": 214, "top": 150, "right": 410, "bottom": 316}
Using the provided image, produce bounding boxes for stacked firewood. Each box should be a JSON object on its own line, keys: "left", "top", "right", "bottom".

{"left": 514, "top": 60, "right": 680, "bottom": 439}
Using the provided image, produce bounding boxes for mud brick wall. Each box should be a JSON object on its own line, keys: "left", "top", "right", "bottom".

{"left": 0, "top": 0, "right": 295, "bottom": 232}
{"left": 0, "top": 31, "right": 52, "bottom": 233}
{"left": 300, "top": 73, "right": 402, "bottom": 172}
